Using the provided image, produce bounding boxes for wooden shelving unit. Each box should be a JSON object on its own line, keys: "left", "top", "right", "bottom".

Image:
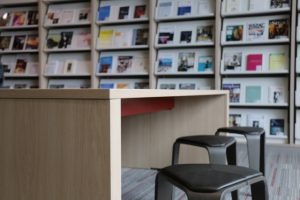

{"left": 0, "top": 0, "right": 300, "bottom": 145}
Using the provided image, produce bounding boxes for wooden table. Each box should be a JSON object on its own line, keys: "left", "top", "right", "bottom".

{"left": 0, "top": 89, "right": 228, "bottom": 200}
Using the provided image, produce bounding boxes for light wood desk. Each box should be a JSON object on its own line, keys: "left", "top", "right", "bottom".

{"left": 0, "top": 89, "right": 228, "bottom": 200}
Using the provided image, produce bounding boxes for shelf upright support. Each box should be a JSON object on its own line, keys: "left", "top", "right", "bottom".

{"left": 149, "top": 0, "right": 158, "bottom": 89}
{"left": 215, "top": 0, "right": 222, "bottom": 90}
{"left": 290, "top": 0, "right": 297, "bottom": 144}
{"left": 38, "top": 0, "right": 48, "bottom": 89}
{"left": 91, "top": 0, "right": 100, "bottom": 89}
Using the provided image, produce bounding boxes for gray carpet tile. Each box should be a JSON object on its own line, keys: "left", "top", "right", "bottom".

{"left": 122, "top": 144, "right": 300, "bottom": 200}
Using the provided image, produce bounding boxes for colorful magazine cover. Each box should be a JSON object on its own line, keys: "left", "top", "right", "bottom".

{"left": 269, "top": 19, "right": 289, "bottom": 39}
{"left": 247, "top": 23, "right": 265, "bottom": 41}
{"left": 12, "top": 11, "right": 26, "bottom": 26}
{"left": 226, "top": 25, "right": 243, "bottom": 41}
{"left": 222, "top": 83, "right": 241, "bottom": 103}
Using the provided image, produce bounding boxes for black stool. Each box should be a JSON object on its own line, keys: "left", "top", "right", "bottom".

{"left": 172, "top": 135, "right": 237, "bottom": 165}
{"left": 216, "top": 127, "right": 265, "bottom": 174}
{"left": 171, "top": 135, "right": 238, "bottom": 199}
{"left": 155, "top": 164, "right": 268, "bottom": 200}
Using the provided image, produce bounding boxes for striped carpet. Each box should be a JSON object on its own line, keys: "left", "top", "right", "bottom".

{"left": 122, "top": 144, "right": 300, "bottom": 200}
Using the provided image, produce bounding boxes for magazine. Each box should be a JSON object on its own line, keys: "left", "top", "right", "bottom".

{"left": 98, "top": 6, "right": 111, "bottom": 21}
{"left": 229, "top": 114, "right": 242, "bottom": 127}
{"left": 99, "top": 56, "right": 113, "bottom": 73}
{"left": 245, "top": 85, "right": 262, "bottom": 103}
{"left": 118, "top": 6, "right": 130, "bottom": 20}
{"left": 78, "top": 8, "right": 90, "bottom": 22}
{"left": 14, "top": 59, "right": 27, "bottom": 74}
{"left": 247, "top": 114, "right": 265, "bottom": 128}
{"left": 180, "top": 31, "right": 192, "bottom": 44}
{"left": 134, "top": 82, "right": 149, "bottom": 89}
{"left": 198, "top": 56, "right": 213, "bottom": 72}
{"left": 268, "top": 86, "right": 284, "bottom": 104}
{"left": 27, "top": 10, "right": 38, "bottom": 25}
{"left": 47, "top": 33, "right": 60, "bottom": 49}
{"left": 12, "top": 11, "right": 26, "bottom": 26}
{"left": 226, "top": 25, "right": 243, "bottom": 41}
{"left": 247, "top": 23, "right": 266, "bottom": 41}
{"left": 177, "top": 0, "right": 192, "bottom": 16}
{"left": 269, "top": 53, "right": 287, "bottom": 71}
{"left": 157, "top": 2, "right": 172, "bottom": 18}
{"left": 270, "top": 0, "right": 289, "bottom": 9}
{"left": 177, "top": 52, "right": 195, "bottom": 72}
{"left": 60, "top": 10, "right": 75, "bottom": 24}
{"left": 226, "top": 0, "right": 241, "bottom": 12}
{"left": 224, "top": 52, "right": 242, "bottom": 71}
{"left": 134, "top": 5, "right": 146, "bottom": 18}
{"left": 158, "top": 27, "right": 175, "bottom": 44}
{"left": 132, "top": 28, "right": 148, "bottom": 46}
{"left": 47, "top": 10, "right": 61, "bottom": 24}
{"left": 58, "top": 32, "right": 73, "bottom": 49}
{"left": 117, "top": 56, "right": 133, "bottom": 73}
{"left": 159, "top": 83, "right": 176, "bottom": 89}
{"left": 222, "top": 83, "right": 241, "bottom": 103}
{"left": 179, "top": 83, "right": 196, "bottom": 90}
{"left": 113, "top": 29, "right": 131, "bottom": 47}
{"left": 12, "top": 35, "right": 26, "bottom": 50}
{"left": 63, "top": 60, "right": 76, "bottom": 74}
{"left": 25, "top": 34, "right": 39, "bottom": 50}
{"left": 157, "top": 55, "right": 173, "bottom": 73}
{"left": 269, "top": 19, "right": 289, "bottom": 39}
{"left": 0, "top": 12, "right": 11, "bottom": 26}
{"left": 0, "top": 36, "right": 11, "bottom": 50}
{"left": 270, "top": 119, "right": 285, "bottom": 136}
{"left": 246, "top": 54, "right": 263, "bottom": 71}
{"left": 196, "top": 25, "right": 213, "bottom": 42}
{"left": 98, "top": 29, "right": 114, "bottom": 47}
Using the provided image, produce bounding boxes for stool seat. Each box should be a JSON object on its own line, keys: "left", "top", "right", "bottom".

{"left": 175, "top": 135, "right": 235, "bottom": 148}
{"left": 217, "top": 127, "right": 265, "bottom": 135}
{"left": 160, "top": 164, "right": 262, "bottom": 193}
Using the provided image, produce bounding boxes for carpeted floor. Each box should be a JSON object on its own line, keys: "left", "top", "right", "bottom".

{"left": 122, "top": 144, "right": 300, "bottom": 200}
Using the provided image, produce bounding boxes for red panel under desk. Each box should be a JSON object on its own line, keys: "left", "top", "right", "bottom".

{"left": 121, "top": 97, "right": 175, "bottom": 117}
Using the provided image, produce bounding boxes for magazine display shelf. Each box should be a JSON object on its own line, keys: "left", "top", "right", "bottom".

{"left": 155, "top": 43, "right": 215, "bottom": 48}
{"left": 44, "top": 48, "right": 91, "bottom": 53}
{"left": 0, "top": 0, "right": 39, "bottom": 89}
{"left": 44, "top": 22, "right": 91, "bottom": 29}
{"left": 155, "top": 14, "right": 215, "bottom": 22}
{"left": 97, "top": 73, "right": 148, "bottom": 77}
{"left": 154, "top": 0, "right": 218, "bottom": 91}
{"left": 96, "top": 18, "right": 149, "bottom": 26}
{"left": 95, "top": 0, "right": 151, "bottom": 89}
{"left": 39, "top": 0, "right": 92, "bottom": 89}
{"left": 222, "top": 7, "right": 290, "bottom": 17}
{"left": 44, "top": 74, "right": 91, "bottom": 77}
{"left": 96, "top": 45, "right": 149, "bottom": 51}
{"left": 4, "top": 74, "right": 39, "bottom": 78}
{"left": 0, "top": 25, "right": 38, "bottom": 30}
{"left": 154, "top": 72, "right": 215, "bottom": 76}
{"left": 0, "top": 50, "right": 39, "bottom": 54}
{"left": 220, "top": 0, "right": 294, "bottom": 144}
{"left": 0, "top": 0, "right": 299, "bottom": 145}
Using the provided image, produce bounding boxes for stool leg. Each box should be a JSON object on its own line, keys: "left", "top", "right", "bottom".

{"left": 155, "top": 173, "right": 173, "bottom": 200}
{"left": 172, "top": 142, "right": 180, "bottom": 165}
{"left": 260, "top": 132, "right": 266, "bottom": 175}
{"left": 207, "top": 147, "right": 227, "bottom": 165}
{"left": 226, "top": 142, "right": 237, "bottom": 166}
{"left": 250, "top": 178, "right": 269, "bottom": 200}
{"left": 245, "top": 134, "right": 261, "bottom": 172}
